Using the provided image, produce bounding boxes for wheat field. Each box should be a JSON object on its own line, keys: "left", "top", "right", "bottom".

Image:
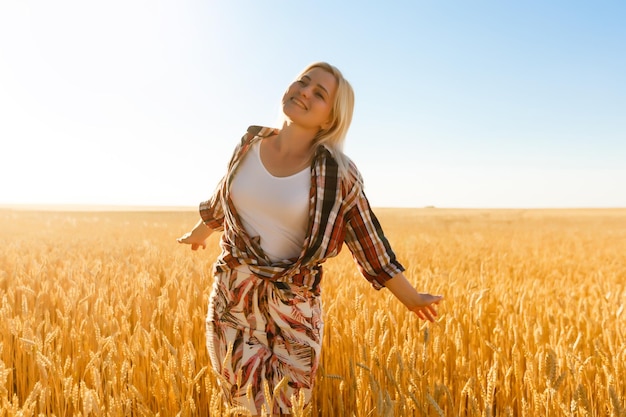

{"left": 0, "top": 207, "right": 624, "bottom": 416}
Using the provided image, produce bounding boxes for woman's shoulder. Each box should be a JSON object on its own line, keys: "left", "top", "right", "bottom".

{"left": 225, "top": 126, "right": 278, "bottom": 166}
{"left": 315, "top": 147, "right": 364, "bottom": 196}
{"left": 245, "top": 125, "right": 279, "bottom": 141}
{"left": 230, "top": 125, "right": 279, "bottom": 157}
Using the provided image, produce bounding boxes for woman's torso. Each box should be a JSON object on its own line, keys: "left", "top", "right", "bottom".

{"left": 230, "top": 141, "right": 311, "bottom": 263}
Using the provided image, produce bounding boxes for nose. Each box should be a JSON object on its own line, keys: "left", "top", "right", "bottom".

{"left": 299, "top": 84, "right": 312, "bottom": 98}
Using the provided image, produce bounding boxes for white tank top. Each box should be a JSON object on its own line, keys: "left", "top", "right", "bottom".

{"left": 230, "top": 141, "right": 310, "bottom": 263}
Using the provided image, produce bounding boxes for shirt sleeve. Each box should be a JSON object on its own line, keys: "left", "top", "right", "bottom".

{"left": 199, "top": 177, "right": 226, "bottom": 231}
{"left": 343, "top": 187, "right": 405, "bottom": 290}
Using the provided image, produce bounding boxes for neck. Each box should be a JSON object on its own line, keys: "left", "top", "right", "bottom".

{"left": 274, "top": 121, "right": 319, "bottom": 157}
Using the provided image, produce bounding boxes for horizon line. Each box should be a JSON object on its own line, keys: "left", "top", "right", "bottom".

{"left": 1, "top": 204, "right": 625, "bottom": 212}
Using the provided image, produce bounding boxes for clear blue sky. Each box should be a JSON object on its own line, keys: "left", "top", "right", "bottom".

{"left": 1, "top": 1, "right": 624, "bottom": 208}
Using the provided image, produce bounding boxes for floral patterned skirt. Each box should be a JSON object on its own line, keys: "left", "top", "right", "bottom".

{"left": 206, "top": 265, "right": 323, "bottom": 415}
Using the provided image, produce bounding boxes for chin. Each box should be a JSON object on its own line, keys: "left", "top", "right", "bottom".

{"left": 282, "top": 110, "right": 305, "bottom": 126}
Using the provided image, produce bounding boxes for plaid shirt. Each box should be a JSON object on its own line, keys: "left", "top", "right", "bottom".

{"left": 200, "top": 126, "right": 404, "bottom": 294}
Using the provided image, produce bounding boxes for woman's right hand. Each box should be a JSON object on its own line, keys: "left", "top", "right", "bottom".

{"left": 177, "top": 219, "right": 213, "bottom": 250}
{"left": 177, "top": 232, "right": 207, "bottom": 250}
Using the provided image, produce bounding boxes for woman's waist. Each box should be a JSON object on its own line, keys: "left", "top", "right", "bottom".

{"left": 215, "top": 254, "right": 323, "bottom": 295}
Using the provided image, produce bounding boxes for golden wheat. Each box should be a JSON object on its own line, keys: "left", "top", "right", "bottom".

{"left": 0, "top": 207, "right": 624, "bottom": 416}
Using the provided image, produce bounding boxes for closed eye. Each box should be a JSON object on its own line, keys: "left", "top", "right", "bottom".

{"left": 297, "top": 74, "right": 329, "bottom": 100}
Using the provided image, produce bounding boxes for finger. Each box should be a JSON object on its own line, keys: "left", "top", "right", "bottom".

{"left": 419, "top": 306, "right": 436, "bottom": 322}
{"left": 425, "top": 311, "right": 435, "bottom": 322}
{"left": 427, "top": 305, "right": 438, "bottom": 317}
{"left": 414, "top": 309, "right": 427, "bottom": 321}
{"left": 177, "top": 232, "right": 191, "bottom": 241}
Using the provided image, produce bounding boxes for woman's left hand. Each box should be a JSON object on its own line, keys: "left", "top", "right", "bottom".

{"left": 408, "top": 293, "right": 443, "bottom": 322}
{"left": 384, "top": 273, "right": 443, "bottom": 323}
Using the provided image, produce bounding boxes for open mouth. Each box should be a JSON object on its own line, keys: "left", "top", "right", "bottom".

{"left": 291, "top": 97, "right": 308, "bottom": 110}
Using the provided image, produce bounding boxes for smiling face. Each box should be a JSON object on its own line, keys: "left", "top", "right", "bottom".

{"left": 282, "top": 67, "right": 338, "bottom": 132}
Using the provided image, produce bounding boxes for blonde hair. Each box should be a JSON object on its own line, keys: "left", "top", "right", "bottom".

{"left": 283, "top": 62, "right": 356, "bottom": 179}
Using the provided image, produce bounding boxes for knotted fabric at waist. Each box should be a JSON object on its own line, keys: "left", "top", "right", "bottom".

{"left": 214, "top": 254, "right": 323, "bottom": 295}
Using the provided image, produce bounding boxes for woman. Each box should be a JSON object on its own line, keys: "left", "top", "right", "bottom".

{"left": 178, "top": 62, "right": 442, "bottom": 416}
